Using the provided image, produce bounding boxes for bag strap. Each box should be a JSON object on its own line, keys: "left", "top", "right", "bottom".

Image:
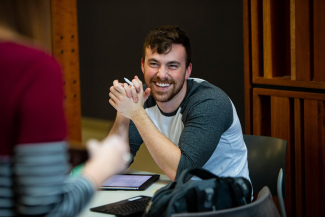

{"left": 226, "top": 177, "right": 249, "bottom": 206}
{"left": 176, "top": 167, "right": 218, "bottom": 187}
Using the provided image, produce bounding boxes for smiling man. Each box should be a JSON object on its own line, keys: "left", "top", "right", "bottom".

{"left": 108, "top": 26, "right": 250, "bottom": 182}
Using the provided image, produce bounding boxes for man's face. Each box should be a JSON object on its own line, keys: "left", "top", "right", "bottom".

{"left": 141, "top": 44, "right": 192, "bottom": 103}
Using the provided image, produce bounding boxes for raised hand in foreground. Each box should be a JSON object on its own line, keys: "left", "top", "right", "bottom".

{"left": 82, "top": 135, "right": 130, "bottom": 188}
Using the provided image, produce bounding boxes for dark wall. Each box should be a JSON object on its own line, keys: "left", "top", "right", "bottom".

{"left": 77, "top": 0, "right": 245, "bottom": 129}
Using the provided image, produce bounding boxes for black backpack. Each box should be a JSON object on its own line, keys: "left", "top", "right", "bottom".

{"left": 144, "top": 167, "right": 252, "bottom": 217}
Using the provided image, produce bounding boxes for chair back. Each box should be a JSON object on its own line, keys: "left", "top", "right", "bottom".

{"left": 243, "top": 135, "right": 287, "bottom": 198}
{"left": 171, "top": 186, "right": 280, "bottom": 217}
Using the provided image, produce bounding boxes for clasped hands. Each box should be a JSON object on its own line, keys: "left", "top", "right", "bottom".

{"left": 109, "top": 76, "right": 151, "bottom": 119}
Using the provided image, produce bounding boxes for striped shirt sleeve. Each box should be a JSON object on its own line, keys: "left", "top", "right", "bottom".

{"left": 0, "top": 141, "right": 95, "bottom": 217}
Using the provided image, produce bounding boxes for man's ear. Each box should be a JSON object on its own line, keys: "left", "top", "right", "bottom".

{"left": 185, "top": 63, "right": 192, "bottom": 79}
{"left": 141, "top": 58, "right": 144, "bottom": 74}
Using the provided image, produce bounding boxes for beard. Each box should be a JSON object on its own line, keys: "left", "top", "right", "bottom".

{"left": 145, "top": 72, "right": 186, "bottom": 103}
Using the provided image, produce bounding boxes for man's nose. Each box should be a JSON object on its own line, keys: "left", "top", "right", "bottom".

{"left": 157, "top": 66, "right": 168, "bottom": 79}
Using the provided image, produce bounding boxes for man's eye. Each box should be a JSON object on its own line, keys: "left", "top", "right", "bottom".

{"left": 169, "top": 65, "right": 178, "bottom": 69}
{"left": 149, "top": 63, "right": 158, "bottom": 67}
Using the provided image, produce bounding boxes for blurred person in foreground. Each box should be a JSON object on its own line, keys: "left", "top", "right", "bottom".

{"left": 0, "top": 1, "right": 129, "bottom": 216}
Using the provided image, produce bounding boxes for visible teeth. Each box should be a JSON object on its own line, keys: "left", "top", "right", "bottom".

{"left": 156, "top": 82, "right": 171, "bottom": 87}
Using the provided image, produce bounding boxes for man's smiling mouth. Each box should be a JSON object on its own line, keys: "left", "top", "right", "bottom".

{"left": 155, "top": 82, "right": 171, "bottom": 87}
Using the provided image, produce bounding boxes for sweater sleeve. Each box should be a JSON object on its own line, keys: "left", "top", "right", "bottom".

{"left": 14, "top": 142, "right": 95, "bottom": 217}
{"left": 128, "top": 120, "right": 143, "bottom": 161}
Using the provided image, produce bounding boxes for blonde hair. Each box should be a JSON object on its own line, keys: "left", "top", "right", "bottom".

{"left": 0, "top": 0, "right": 52, "bottom": 50}
{"left": 0, "top": 0, "right": 34, "bottom": 38}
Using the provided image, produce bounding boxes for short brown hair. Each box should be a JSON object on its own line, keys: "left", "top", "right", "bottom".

{"left": 142, "top": 26, "right": 191, "bottom": 68}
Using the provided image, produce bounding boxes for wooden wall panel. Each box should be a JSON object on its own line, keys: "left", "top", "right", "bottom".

{"left": 51, "top": 0, "right": 82, "bottom": 146}
{"left": 246, "top": 0, "right": 325, "bottom": 215}
{"left": 263, "top": 0, "right": 288, "bottom": 79}
{"left": 252, "top": 90, "right": 262, "bottom": 135}
{"left": 249, "top": 0, "right": 325, "bottom": 90}
{"left": 318, "top": 101, "right": 325, "bottom": 217}
{"left": 254, "top": 77, "right": 325, "bottom": 89}
{"left": 251, "top": 0, "right": 263, "bottom": 79}
{"left": 313, "top": 0, "right": 325, "bottom": 82}
{"left": 294, "top": 98, "right": 305, "bottom": 217}
{"left": 253, "top": 92, "right": 271, "bottom": 136}
{"left": 263, "top": 0, "right": 273, "bottom": 79}
{"left": 270, "top": 96, "right": 294, "bottom": 217}
{"left": 252, "top": 88, "right": 325, "bottom": 217}
{"left": 304, "top": 100, "right": 320, "bottom": 217}
{"left": 254, "top": 88, "right": 325, "bottom": 101}
{"left": 243, "top": 0, "right": 252, "bottom": 134}
{"left": 290, "top": 0, "right": 296, "bottom": 80}
{"left": 292, "top": 0, "right": 311, "bottom": 81}
{"left": 284, "top": 0, "right": 291, "bottom": 79}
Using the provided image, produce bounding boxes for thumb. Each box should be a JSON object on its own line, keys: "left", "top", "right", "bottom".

{"left": 143, "top": 88, "right": 151, "bottom": 101}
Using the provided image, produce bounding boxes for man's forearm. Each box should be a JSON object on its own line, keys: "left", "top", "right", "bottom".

{"left": 131, "top": 109, "right": 181, "bottom": 181}
{"left": 108, "top": 112, "right": 130, "bottom": 144}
